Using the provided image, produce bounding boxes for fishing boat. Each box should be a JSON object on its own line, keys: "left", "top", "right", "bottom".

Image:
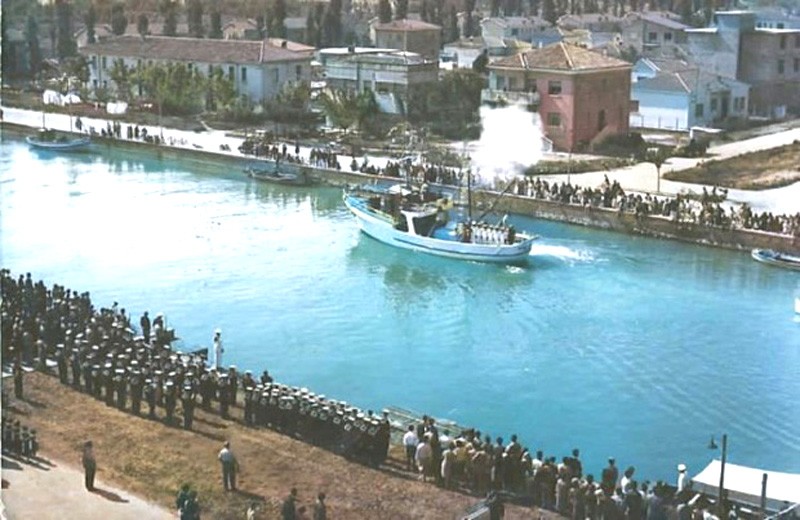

{"left": 244, "top": 164, "right": 311, "bottom": 186}
{"left": 343, "top": 185, "right": 537, "bottom": 264}
{"left": 751, "top": 249, "right": 800, "bottom": 271}
{"left": 26, "top": 129, "right": 91, "bottom": 152}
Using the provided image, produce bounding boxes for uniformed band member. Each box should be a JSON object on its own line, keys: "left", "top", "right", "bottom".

{"left": 145, "top": 378, "right": 157, "bottom": 419}
{"left": 181, "top": 385, "right": 195, "bottom": 430}
{"left": 56, "top": 344, "right": 68, "bottom": 384}
{"left": 130, "top": 369, "right": 143, "bottom": 415}
{"left": 164, "top": 380, "right": 177, "bottom": 424}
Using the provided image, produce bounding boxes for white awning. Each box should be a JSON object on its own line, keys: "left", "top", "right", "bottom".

{"left": 691, "top": 460, "right": 800, "bottom": 512}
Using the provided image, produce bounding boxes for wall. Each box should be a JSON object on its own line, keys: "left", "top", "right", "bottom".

{"left": 572, "top": 69, "right": 631, "bottom": 147}
{"left": 630, "top": 87, "right": 689, "bottom": 130}
{"left": 740, "top": 31, "right": 800, "bottom": 115}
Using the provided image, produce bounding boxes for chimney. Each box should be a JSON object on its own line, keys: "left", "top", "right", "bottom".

{"left": 281, "top": 40, "right": 288, "bottom": 48}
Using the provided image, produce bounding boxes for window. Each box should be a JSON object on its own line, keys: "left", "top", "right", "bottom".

{"left": 780, "top": 35, "right": 786, "bottom": 50}
{"left": 511, "top": 28, "right": 519, "bottom": 36}
{"left": 648, "top": 32, "right": 657, "bottom": 42}
{"left": 778, "top": 59, "right": 785, "bottom": 74}
{"left": 101, "top": 57, "right": 107, "bottom": 69}
{"left": 296, "top": 65, "right": 302, "bottom": 80}
{"left": 91, "top": 56, "right": 97, "bottom": 69}
{"left": 241, "top": 67, "right": 247, "bottom": 82}
{"left": 695, "top": 104, "right": 704, "bottom": 117}
{"left": 664, "top": 32, "right": 673, "bottom": 42}
{"left": 508, "top": 77, "right": 517, "bottom": 90}
{"left": 547, "top": 112, "right": 561, "bottom": 126}
{"left": 548, "top": 80, "right": 562, "bottom": 95}
{"left": 711, "top": 98, "right": 718, "bottom": 111}
{"left": 228, "top": 66, "right": 234, "bottom": 80}
{"left": 187, "top": 62, "right": 192, "bottom": 72}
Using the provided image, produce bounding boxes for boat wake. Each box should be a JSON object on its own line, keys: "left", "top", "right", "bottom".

{"left": 529, "top": 244, "right": 596, "bottom": 263}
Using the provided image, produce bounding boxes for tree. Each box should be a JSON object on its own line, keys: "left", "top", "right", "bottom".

{"left": 542, "top": 0, "right": 557, "bottom": 25}
{"left": 321, "top": 0, "right": 342, "bottom": 47}
{"left": 56, "top": 0, "right": 77, "bottom": 60}
{"left": 26, "top": 15, "right": 42, "bottom": 76}
{"left": 319, "top": 89, "right": 378, "bottom": 132}
{"left": 270, "top": 0, "right": 287, "bottom": 38}
{"left": 464, "top": 0, "right": 476, "bottom": 37}
{"left": 187, "top": 0, "right": 204, "bottom": 38}
{"left": 161, "top": 0, "right": 178, "bottom": 36}
{"left": 644, "top": 148, "right": 671, "bottom": 193}
{"left": 109, "top": 58, "right": 131, "bottom": 100}
{"left": 209, "top": 11, "right": 223, "bottom": 38}
{"left": 111, "top": 2, "right": 127, "bottom": 35}
{"left": 255, "top": 15, "right": 266, "bottom": 38}
{"left": 420, "top": 0, "right": 429, "bottom": 22}
{"left": 137, "top": 14, "right": 149, "bottom": 37}
{"left": 378, "top": 0, "right": 392, "bottom": 24}
{"left": 304, "top": 8, "right": 316, "bottom": 45}
{"left": 472, "top": 49, "right": 488, "bottom": 74}
{"left": 206, "top": 65, "right": 237, "bottom": 110}
{"left": 490, "top": 0, "right": 501, "bottom": 17}
{"left": 85, "top": 5, "right": 97, "bottom": 44}
{"left": 444, "top": 5, "right": 459, "bottom": 44}
{"left": 395, "top": 0, "right": 409, "bottom": 20}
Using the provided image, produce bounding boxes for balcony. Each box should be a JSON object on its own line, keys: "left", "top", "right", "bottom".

{"left": 481, "top": 89, "right": 540, "bottom": 110}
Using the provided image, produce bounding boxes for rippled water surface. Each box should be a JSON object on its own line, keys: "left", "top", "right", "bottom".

{"left": 2, "top": 138, "right": 799, "bottom": 482}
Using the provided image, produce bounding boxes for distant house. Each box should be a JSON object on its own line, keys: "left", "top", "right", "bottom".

{"left": 80, "top": 35, "right": 314, "bottom": 104}
{"left": 485, "top": 42, "right": 632, "bottom": 151}
{"left": 222, "top": 18, "right": 259, "bottom": 40}
{"left": 371, "top": 19, "right": 442, "bottom": 61}
{"left": 631, "top": 58, "right": 750, "bottom": 130}
{"left": 684, "top": 10, "right": 800, "bottom": 117}
{"left": 557, "top": 13, "right": 625, "bottom": 33}
{"left": 623, "top": 11, "right": 689, "bottom": 55}
{"left": 320, "top": 47, "right": 438, "bottom": 115}
{"left": 481, "top": 16, "right": 562, "bottom": 57}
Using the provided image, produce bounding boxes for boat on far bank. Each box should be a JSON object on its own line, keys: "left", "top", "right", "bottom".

{"left": 26, "top": 129, "right": 91, "bottom": 152}
{"left": 343, "top": 185, "right": 537, "bottom": 264}
{"left": 244, "top": 164, "right": 312, "bottom": 186}
{"left": 751, "top": 249, "right": 800, "bottom": 271}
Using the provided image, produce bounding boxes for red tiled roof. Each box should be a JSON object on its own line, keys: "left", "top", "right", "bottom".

{"left": 373, "top": 19, "right": 442, "bottom": 32}
{"left": 490, "top": 42, "right": 631, "bottom": 71}
{"left": 79, "top": 35, "right": 312, "bottom": 64}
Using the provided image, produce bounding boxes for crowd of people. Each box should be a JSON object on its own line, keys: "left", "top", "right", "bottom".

{"left": 510, "top": 176, "right": 800, "bottom": 237}
{"left": 0, "top": 269, "right": 767, "bottom": 520}
{"left": 1, "top": 416, "right": 39, "bottom": 460}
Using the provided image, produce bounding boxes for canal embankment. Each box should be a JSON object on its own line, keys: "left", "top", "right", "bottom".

{"left": 4, "top": 121, "right": 798, "bottom": 256}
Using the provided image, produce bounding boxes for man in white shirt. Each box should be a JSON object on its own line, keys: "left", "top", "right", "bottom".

{"left": 218, "top": 441, "right": 238, "bottom": 491}
{"left": 213, "top": 329, "right": 224, "bottom": 369}
{"left": 402, "top": 425, "right": 419, "bottom": 471}
{"left": 677, "top": 463, "right": 688, "bottom": 493}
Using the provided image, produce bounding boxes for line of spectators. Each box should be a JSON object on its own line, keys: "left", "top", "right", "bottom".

{"left": 511, "top": 176, "right": 800, "bottom": 237}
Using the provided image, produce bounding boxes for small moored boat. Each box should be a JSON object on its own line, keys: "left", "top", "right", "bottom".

{"left": 751, "top": 249, "right": 800, "bottom": 271}
{"left": 343, "top": 185, "right": 537, "bottom": 264}
{"left": 26, "top": 129, "right": 91, "bottom": 152}
{"left": 244, "top": 164, "right": 311, "bottom": 186}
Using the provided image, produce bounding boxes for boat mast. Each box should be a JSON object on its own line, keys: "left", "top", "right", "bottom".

{"left": 467, "top": 166, "right": 473, "bottom": 221}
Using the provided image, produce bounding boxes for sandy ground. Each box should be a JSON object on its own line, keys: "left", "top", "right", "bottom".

{"left": 1, "top": 454, "right": 173, "bottom": 520}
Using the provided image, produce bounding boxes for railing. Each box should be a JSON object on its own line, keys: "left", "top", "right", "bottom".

{"left": 480, "top": 89, "right": 541, "bottom": 107}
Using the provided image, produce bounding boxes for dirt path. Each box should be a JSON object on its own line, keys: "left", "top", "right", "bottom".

{"left": 1, "top": 453, "right": 172, "bottom": 520}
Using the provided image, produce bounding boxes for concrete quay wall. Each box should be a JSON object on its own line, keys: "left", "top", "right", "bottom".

{"left": 472, "top": 191, "right": 800, "bottom": 256}
{"left": 5, "top": 122, "right": 798, "bottom": 256}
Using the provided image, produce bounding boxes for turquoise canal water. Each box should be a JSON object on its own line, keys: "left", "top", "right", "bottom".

{"left": 2, "top": 138, "right": 799, "bottom": 482}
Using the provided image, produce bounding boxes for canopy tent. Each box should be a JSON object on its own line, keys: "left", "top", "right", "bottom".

{"left": 691, "top": 460, "right": 800, "bottom": 513}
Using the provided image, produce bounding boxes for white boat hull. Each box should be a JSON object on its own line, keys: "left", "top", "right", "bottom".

{"left": 26, "top": 135, "right": 91, "bottom": 151}
{"left": 344, "top": 194, "right": 535, "bottom": 264}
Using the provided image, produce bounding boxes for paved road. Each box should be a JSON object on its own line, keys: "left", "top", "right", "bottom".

{"left": 4, "top": 106, "right": 799, "bottom": 213}
{"left": 1, "top": 454, "right": 172, "bottom": 520}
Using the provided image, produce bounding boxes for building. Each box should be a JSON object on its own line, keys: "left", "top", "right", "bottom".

{"left": 320, "top": 48, "right": 438, "bottom": 114}
{"left": 371, "top": 19, "right": 442, "bottom": 61}
{"left": 80, "top": 35, "right": 314, "bottom": 104}
{"left": 485, "top": 42, "right": 632, "bottom": 151}
{"left": 684, "top": 10, "right": 800, "bottom": 117}
{"left": 623, "top": 11, "right": 689, "bottom": 55}
{"left": 481, "top": 16, "right": 553, "bottom": 43}
{"left": 630, "top": 58, "right": 750, "bottom": 130}
{"left": 283, "top": 17, "right": 308, "bottom": 43}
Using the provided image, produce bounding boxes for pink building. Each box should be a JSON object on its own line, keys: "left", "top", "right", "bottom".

{"left": 485, "top": 42, "right": 632, "bottom": 151}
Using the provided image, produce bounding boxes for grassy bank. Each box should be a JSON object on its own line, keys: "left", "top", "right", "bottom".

{"left": 664, "top": 141, "right": 800, "bottom": 190}
{"left": 2, "top": 373, "right": 544, "bottom": 520}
